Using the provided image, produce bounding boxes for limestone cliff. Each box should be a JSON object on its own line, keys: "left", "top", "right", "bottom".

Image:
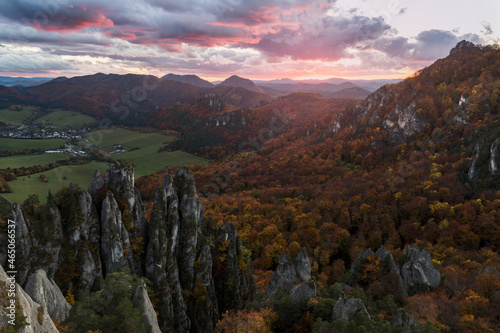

{"left": 0, "top": 161, "right": 255, "bottom": 332}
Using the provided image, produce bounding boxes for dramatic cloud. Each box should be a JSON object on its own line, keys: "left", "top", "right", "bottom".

{"left": 0, "top": 0, "right": 497, "bottom": 79}
{"left": 250, "top": 14, "right": 391, "bottom": 60}
{"left": 373, "top": 29, "right": 484, "bottom": 61}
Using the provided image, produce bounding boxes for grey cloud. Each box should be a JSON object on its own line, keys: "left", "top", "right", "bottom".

{"left": 374, "top": 29, "right": 484, "bottom": 61}
{"left": 249, "top": 14, "right": 391, "bottom": 60}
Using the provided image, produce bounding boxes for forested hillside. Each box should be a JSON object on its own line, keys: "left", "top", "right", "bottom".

{"left": 136, "top": 42, "right": 500, "bottom": 332}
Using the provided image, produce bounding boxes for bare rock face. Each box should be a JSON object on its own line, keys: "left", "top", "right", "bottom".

{"left": 24, "top": 269, "right": 71, "bottom": 321}
{"left": 8, "top": 203, "right": 32, "bottom": 285}
{"left": 100, "top": 191, "right": 133, "bottom": 275}
{"left": 145, "top": 173, "right": 190, "bottom": 332}
{"left": 0, "top": 265, "right": 59, "bottom": 333}
{"left": 145, "top": 168, "right": 255, "bottom": 332}
{"left": 332, "top": 292, "right": 371, "bottom": 322}
{"left": 88, "top": 161, "right": 147, "bottom": 274}
{"left": 289, "top": 281, "right": 316, "bottom": 305}
{"left": 265, "top": 248, "right": 315, "bottom": 302}
{"left": 68, "top": 191, "right": 99, "bottom": 246}
{"left": 132, "top": 285, "right": 161, "bottom": 333}
{"left": 75, "top": 246, "right": 102, "bottom": 295}
{"left": 401, "top": 244, "right": 441, "bottom": 291}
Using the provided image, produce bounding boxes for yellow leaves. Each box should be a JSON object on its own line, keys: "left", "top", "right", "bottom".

{"left": 429, "top": 201, "right": 450, "bottom": 216}
{"left": 360, "top": 253, "right": 382, "bottom": 284}
{"left": 218, "top": 239, "right": 230, "bottom": 252}
{"left": 465, "top": 289, "right": 480, "bottom": 300}
{"left": 216, "top": 308, "right": 276, "bottom": 333}
{"left": 65, "top": 288, "right": 75, "bottom": 306}
{"left": 438, "top": 219, "right": 450, "bottom": 230}
{"left": 422, "top": 180, "right": 434, "bottom": 191}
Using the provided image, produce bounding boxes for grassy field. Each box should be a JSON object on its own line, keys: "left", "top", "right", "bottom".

{"left": 86, "top": 128, "right": 174, "bottom": 149}
{"left": 0, "top": 107, "right": 36, "bottom": 125}
{"left": 0, "top": 138, "right": 67, "bottom": 151}
{"left": 1, "top": 162, "right": 107, "bottom": 204}
{"left": 117, "top": 148, "right": 208, "bottom": 177}
{"left": 37, "top": 110, "right": 96, "bottom": 129}
{"left": 86, "top": 128, "right": 208, "bottom": 177}
{"left": 0, "top": 153, "right": 68, "bottom": 169}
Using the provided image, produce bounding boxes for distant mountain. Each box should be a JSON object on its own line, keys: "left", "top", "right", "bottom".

{"left": 256, "top": 81, "right": 372, "bottom": 99}
{"left": 161, "top": 73, "right": 214, "bottom": 87}
{"left": 255, "top": 78, "right": 402, "bottom": 92}
{"left": 0, "top": 84, "right": 34, "bottom": 108}
{"left": 0, "top": 73, "right": 273, "bottom": 126}
{"left": 327, "top": 87, "right": 371, "bottom": 99}
{"left": 0, "top": 76, "right": 53, "bottom": 87}
{"left": 218, "top": 75, "right": 264, "bottom": 93}
{"left": 47, "top": 76, "right": 69, "bottom": 84}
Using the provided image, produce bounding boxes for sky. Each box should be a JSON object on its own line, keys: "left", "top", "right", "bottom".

{"left": 0, "top": 0, "right": 498, "bottom": 81}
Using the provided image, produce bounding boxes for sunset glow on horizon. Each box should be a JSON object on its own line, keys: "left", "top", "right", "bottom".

{"left": 0, "top": 0, "right": 498, "bottom": 81}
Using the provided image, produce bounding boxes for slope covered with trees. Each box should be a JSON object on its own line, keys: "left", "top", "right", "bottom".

{"left": 136, "top": 41, "right": 500, "bottom": 332}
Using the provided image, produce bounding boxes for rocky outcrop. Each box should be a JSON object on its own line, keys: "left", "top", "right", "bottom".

{"left": 289, "top": 280, "right": 316, "bottom": 305}
{"left": 350, "top": 245, "right": 441, "bottom": 297}
{"left": 24, "top": 269, "right": 71, "bottom": 321}
{"left": 88, "top": 160, "right": 147, "bottom": 274}
{"left": 213, "top": 223, "right": 255, "bottom": 313}
{"left": 132, "top": 285, "right": 161, "bottom": 333}
{"left": 478, "top": 266, "right": 498, "bottom": 276}
{"left": 401, "top": 244, "right": 441, "bottom": 291}
{"left": 489, "top": 138, "right": 499, "bottom": 175}
{"left": 144, "top": 167, "right": 254, "bottom": 332}
{"left": 100, "top": 191, "right": 133, "bottom": 275}
{"left": 331, "top": 292, "right": 371, "bottom": 322}
{"left": 145, "top": 171, "right": 190, "bottom": 332}
{"left": 450, "top": 40, "right": 476, "bottom": 54}
{"left": 265, "top": 248, "right": 316, "bottom": 303}
{"left": 1, "top": 162, "right": 256, "bottom": 333}
{"left": 391, "top": 309, "right": 417, "bottom": 332}
{"left": 0, "top": 265, "right": 59, "bottom": 333}
{"left": 7, "top": 203, "right": 32, "bottom": 286}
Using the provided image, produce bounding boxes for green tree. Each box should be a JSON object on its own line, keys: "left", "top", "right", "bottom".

{"left": 63, "top": 268, "right": 149, "bottom": 333}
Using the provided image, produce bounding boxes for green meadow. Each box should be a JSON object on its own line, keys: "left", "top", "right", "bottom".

{"left": 37, "top": 110, "right": 96, "bottom": 129}
{"left": 0, "top": 138, "right": 67, "bottom": 151}
{"left": 0, "top": 107, "right": 36, "bottom": 125}
{"left": 1, "top": 162, "right": 107, "bottom": 204}
{"left": 0, "top": 153, "right": 68, "bottom": 169}
{"left": 86, "top": 128, "right": 208, "bottom": 177}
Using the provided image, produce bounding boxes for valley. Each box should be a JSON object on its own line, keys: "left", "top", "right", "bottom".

{"left": 0, "top": 42, "right": 499, "bottom": 332}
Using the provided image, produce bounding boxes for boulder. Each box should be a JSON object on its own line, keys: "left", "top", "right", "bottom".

{"left": 24, "top": 269, "right": 71, "bottom": 321}
{"left": 332, "top": 292, "right": 371, "bottom": 322}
